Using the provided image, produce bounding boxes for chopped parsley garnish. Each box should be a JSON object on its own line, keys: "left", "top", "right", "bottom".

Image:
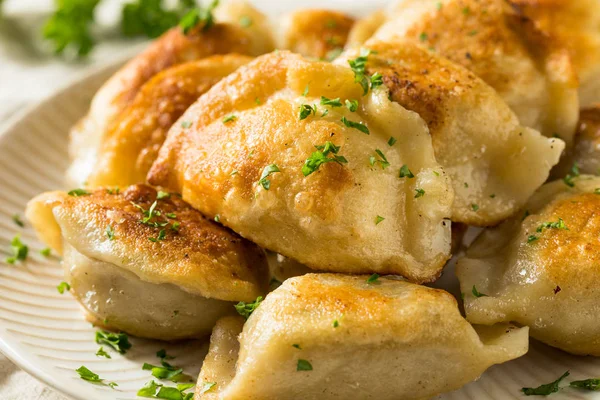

{"left": 366, "top": 273, "right": 380, "bottom": 283}
{"left": 522, "top": 371, "right": 569, "bottom": 396}
{"left": 369, "top": 149, "right": 390, "bottom": 169}
{"left": 388, "top": 137, "right": 397, "bottom": 146}
{"left": 345, "top": 99, "right": 358, "bottom": 112}
{"left": 471, "top": 204, "right": 479, "bottom": 211}
{"left": 375, "top": 215, "right": 385, "bottom": 225}
{"left": 43, "top": 0, "right": 100, "bottom": 57}
{"left": 302, "top": 83, "right": 310, "bottom": 96}
{"left": 96, "top": 347, "right": 111, "bottom": 359}
{"left": 68, "top": 188, "right": 91, "bottom": 197}
{"left": 414, "top": 188, "right": 425, "bottom": 198}
{"left": 595, "top": 188, "right": 600, "bottom": 194}
{"left": 106, "top": 225, "right": 115, "bottom": 240}
{"left": 490, "top": 193, "right": 496, "bottom": 198}
{"left": 341, "top": 116, "right": 369, "bottom": 134}
{"left": 76, "top": 366, "right": 117, "bottom": 389}
{"left": 333, "top": 319, "right": 339, "bottom": 328}
{"left": 201, "top": 381, "right": 217, "bottom": 394}
{"left": 142, "top": 361, "right": 191, "bottom": 383}
{"left": 292, "top": 344, "right": 302, "bottom": 349}
{"left": 320, "top": 96, "right": 342, "bottom": 107}
{"left": 157, "top": 349, "right": 175, "bottom": 360}
{"left": 528, "top": 218, "right": 569, "bottom": 243}
{"left": 299, "top": 104, "right": 317, "bottom": 120}
{"left": 462, "top": 6, "right": 470, "bottom": 15}
{"left": 239, "top": 15, "right": 252, "bottom": 27}
{"left": 157, "top": 191, "right": 170, "bottom": 199}
{"left": 570, "top": 378, "right": 600, "bottom": 391}
{"left": 419, "top": 32, "right": 428, "bottom": 41}
{"left": 297, "top": 359, "right": 313, "bottom": 371}
{"left": 12, "top": 214, "right": 24, "bottom": 227}
{"left": 223, "top": 114, "right": 237, "bottom": 123}
{"left": 472, "top": 285, "right": 487, "bottom": 298}
{"left": 399, "top": 164, "right": 414, "bottom": 178}
{"left": 6, "top": 235, "right": 28, "bottom": 264}
{"left": 348, "top": 48, "right": 379, "bottom": 95}
{"left": 235, "top": 296, "right": 263, "bottom": 319}
{"left": 56, "top": 281, "right": 71, "bottom": 294}
{"left": 464, "top": 182, "right": 469, "bottom": 188}
{"left": 181, "top": 120, "right": 192, "bottom": 128}
{"left": 258, "top": 164, "right": 280, "bottom": 190}
{"left": 563, "top": 163, "right": 580, "bottom": 187}
{"left": 302, "top": 141, "right": 347, "bottom": 176}
{"left": 179, "top": 0, "right": 218, "bottom": 34}
{"left": 370, "top": 72, "right": 383, "bottom": 89}
{"left": 40, "top": 247, "right": 51, "bottom": 257}
{"left": 95, "top": 330, "right": 131, "bottom": 354}
{"left": 149, "top": 229, "right": 167, "bottom": 242}
{"left": 138, "top": 380, "right": 196, "bottom": 399}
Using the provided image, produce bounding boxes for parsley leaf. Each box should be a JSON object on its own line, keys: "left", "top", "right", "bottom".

{"left": 179, "top": 0, "right": 219, "bottom": 34}
{"left": 345, "top": 99, "right": 358, "bottom": 112}
{"left": 563, "top": 163, "right": 580, "bottom": 187}
{"left": 40, "top": 247, "right": 52, "bottom": 257}
{"left": 95, "top": 330, "right": 131, "bottom": 354}
{"left": 106, "top": 225, "right": 115, "bottom": 240}
{"left": 297, "top": 359, "right": 313, "bottom": 371}
{"left": 43, "top": 0, "right": 100, "bottom": 57}
{"left": 68, "top": 188, "right": 91, "bottom": 197}
{"left": 399, "top": 164, "right": 414, "bottom": 178}
{"left": 387, "top": 137, "right": 397, "bottom": 146}
{"left": 12, "top": 214, "right": 24, "bottom": 227}
{"left": 258, "top": 164, "right": 280, "bottom": 190}
{"left": 414, "top": 188, "right": 425, "bottom": 198}
{"left": 299, "top": 104, "right": 317, "bottom": 120}
{"left": 223, "top": 114, "right": 237, "bottom": 123}
{"left": 375, "top": 216, "right": 385, "bottom": 225}
{"left": 201, "top": 381, "right": 217, "bottom": 394}
{"left": 370, "top": 72, "right": 383, "bottom": 89}
{"left": 6, "top": 235, "right": 28, "bottom": 264}
{"left": 138, "top": 380, "right": 161, "bottom": 397}
{"left": 181, "top": 120, "right": 192, "bottom": 128}
{"left": 235, "top": 296, "right": 263, "bottom": 319}
{"left": 96, "top": 347, "right": 111, "bottom": 359}
{"left": 472, "top": 285, "right": 487, "bottom": 298}
{"left": 471, "top": 204, "right": 479, "bottom": 212}
{"left": 157, "top": 349, "right": 175, "bottom": 360}
{"left": 302, "top": 141, "right": 347, "bottom": 177}
{"left": 341, "top": 116, "right": 369, "bottom": 134}
{"left": 320, "top": 96, "right": 342, "bottom": 107}
{"left": 56, "top": 281, "right": 71, "bottom": 294}
{"left": 142, "top": 362, "right": 190, "bottom": 383}
{"left": 529, "top": 218, "right": 569, "bottom": 243}
{"left": 347, "top": 48, "right": 379, "bottom": 95}
{"left": 239, "top": 15, "right": 252, "bottom": 27}
{"left": 333, "top": 319, "right": 339, "bottom": 328}
{"left": 292, "top": 344, "right": 302, "bottom": 349}
{"left": 570, "top": 378, "right": 600, "bottom": 391}
{"left": 76, "top": 366, "right": 118, "bottom": 388}
{"left": 522, "top": 371, "right": 569, "bottom": 396}
{"left": 122, "top": 0, "right": 191, "bottom": 39}
{"left": 366, "top": 273, "right": 380, "bottom": 283}
{"left": 369, "top": 149, "right": 390, "bottom": 169}
{"left": 157, "top": 191, "right": 170, "bottom": 200}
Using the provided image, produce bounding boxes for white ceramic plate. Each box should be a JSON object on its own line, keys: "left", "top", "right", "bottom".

{"left": 1, "top": 4, "right": 600, "bottom": 400}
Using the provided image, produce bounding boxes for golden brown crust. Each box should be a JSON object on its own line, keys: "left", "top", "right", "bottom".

{"left": 281, "top": 9, "right": 355, "bottom": 59}
{"left": 26, "top": 185, "right": 269, "bottom": 301}
{"left": 148, "top": 50, "right": 454, "bottom": 282}
{"left": 86, "top": 54, "right": 252, "bottom": 187}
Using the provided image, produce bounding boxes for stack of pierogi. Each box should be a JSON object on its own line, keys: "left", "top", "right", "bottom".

{"left": 25, "top": 0, "right": 600, "bottom": 399}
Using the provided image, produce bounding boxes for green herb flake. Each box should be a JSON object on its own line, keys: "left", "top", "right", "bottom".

{"left": 375, "top": 215, "right": 385, "bottom": 225}
{"left": 345, "top": 99, "right": 358, "bottom": 112}
{"left": 235, "top": 296, "right": 263, "bottom": 319}
{"left": 388, "top": 137, "right": 397, "bottom": 146}
{"left": 214, "top": 215, "right": 220, "bottom": 223}
{"left": 6, "top": 235, "right": 28, "bottom": 264}
{"left": 529, "top": 218, "right": 569, "bottom": 244}
{"left": 68, "top": 188, "right": 91, "bottom": 197}
{"left": 490, "top": 193, "right": 496, "bottom": 198}
{"left": 181, "top": 121, "right": 192, "bottom": 128}
{"left": 471, "top": 204, "right": 479, "bottom": 212}
{"left": 399, "top": 164, "right": 414, "bottom": 178}
{"left": 292, "top": 344, "right": 302, "bottom": 349}
{"left": 320, "top": 96, "right": 342, "bottom": 107}
{"left": 419, "top": 32, "right": 428, "bottom": 41}
{"left": 302, "top": 142, "right": 347, "bottom": 177}
{"left": 106, "top": 225, "right": 115, "bottom": 240}
{"left": 522, "top": 371, "right": 570, "bottom": 396}
{"left": 472, "top": 285, "right": 488, "bottom": 298}
{"left": 142, "top": 362, "right": 191, "bottom": 383}
{"left": 341, "top": 116, "right": 369, "bottom": 134}
{"left": 43, "top": 0, "right": 100, "bottom": 57}
{"left": 563, "top": 163, "right": 580, "bottom": 187}
{"left": 527, "top": 235, "right": 539, "bottom": 243}
{"left": 40, "top": 247, "right": 51, "bottom": 257}
{"left": 370, "top": 149, "right": 390, "bottom": 169}
{"left": 76, "top": 366, "right": 118, "bottom": 389}
{"left": 201, "top": 381, "right": 217, "bottom": 394}
{"left": 12, "top": 214, "right": 24, "bottom": 227}
{"left": 258, "top": 164, "right": 281, "bottom": 190}
{"left": 414, "top": 188, "right": 425, "bottom": 198}
{"left": 367, "top": 273, "right": 380, "bottom": 284}
{"left": 299, "top": 104, "right": 317, "bottom": 120}
{"left": 157, "top": 191, "right": 170, "bottom": 200}
{"left": 179, "top": 0, "right": 219, "bottom": 34}
{"left": 348, "top": 48, "right": 375, "bottom": 95}
{"left": 56, "top": 281, "right": 71, "bottom": 294}
{"left": 137, "top": 380, "right": 161, "bottom": 397}
{"left": 96, "top": 347, "right": 111, "bottom": 359}
{"left": 297, "top": 359, "right": 313, "bottom": 371}
{"left": 223, "top": 114, "right": 237, "bottom": 123}
{"left": 370, "top": 72, "right": 383, "bottom": 89}
{"left": 595, "top": 188, "right": 600, "bottom": 194}
{"left": 303, "top": 83, "right": 310, "bottom": 97}
{"left": 570, "top": 378, "right": 600, "bottom": 391}
{"left": 95, "top": 330, "right": 131, "bottom": 354}
{"left": 239, "top": 15, "right": 252, "bottom": 27}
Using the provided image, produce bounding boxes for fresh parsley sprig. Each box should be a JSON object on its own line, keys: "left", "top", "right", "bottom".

{"left": 302, "top": 141, "right": 347, "bottom": 177}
